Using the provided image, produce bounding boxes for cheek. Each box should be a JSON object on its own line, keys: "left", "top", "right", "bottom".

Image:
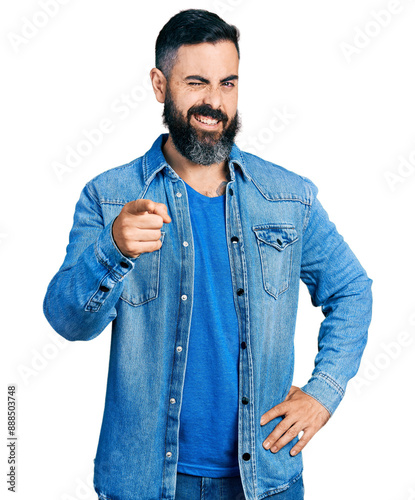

{"left": 224, "top": 92, "right": 238, "bottom": 114}
{"left": 181, "top": 96, "right": 202, "bottom": 117}
{"left": 168, "top": 86, "right": 195, "bottom": 113}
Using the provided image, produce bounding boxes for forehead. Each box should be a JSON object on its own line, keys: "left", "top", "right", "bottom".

{"left": 172, "top": 41, "right": 239, "bottom": 79}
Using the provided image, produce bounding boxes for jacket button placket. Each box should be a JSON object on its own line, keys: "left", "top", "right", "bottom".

{"left": 225, "top": 172, "right": 256, "bottom": 499}
{"left": 161, "top": 172, "right": 195, "bottom": 499}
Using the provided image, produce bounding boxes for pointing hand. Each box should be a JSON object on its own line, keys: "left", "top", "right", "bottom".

{"left": 112, "top": 198, "right": 171, "bottom": 258}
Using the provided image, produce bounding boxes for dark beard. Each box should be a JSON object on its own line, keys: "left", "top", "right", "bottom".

{"left": 162, "top": 85, "right": 241, "bottom": 166}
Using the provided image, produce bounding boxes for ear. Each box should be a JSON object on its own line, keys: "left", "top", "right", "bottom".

{"left": 150, "top": 68, "right": 167, "bottom": 103}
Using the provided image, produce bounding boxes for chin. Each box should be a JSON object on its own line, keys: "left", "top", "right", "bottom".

{"left": 193, "top": 126, "right": 223, "bottom": 142}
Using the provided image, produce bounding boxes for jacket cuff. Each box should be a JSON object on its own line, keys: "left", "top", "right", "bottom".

{"left": 300, "top": 372, "right": 345, "bottom": 417}
{"left": 94, "top": 217, "right": 136, "bottom": 281}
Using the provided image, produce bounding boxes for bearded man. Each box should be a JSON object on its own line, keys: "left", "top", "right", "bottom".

{"left": 43, "top": 9, "right": 372, "bottom": 500}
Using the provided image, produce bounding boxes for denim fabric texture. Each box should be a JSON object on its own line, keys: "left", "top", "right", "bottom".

{"left": 175, "top": 472, "right": 304, "bottom": 499}
{"left": 43, "top": 133, "right": 372, "bottom": 500}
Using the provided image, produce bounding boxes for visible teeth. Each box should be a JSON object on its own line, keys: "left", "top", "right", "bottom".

{"left": 195, "top": 114, "right": 219, "bottom": 125}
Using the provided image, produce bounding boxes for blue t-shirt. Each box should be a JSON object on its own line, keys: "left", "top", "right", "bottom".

{"left": 177, "top": 181, "right": 240, "bottom": 478}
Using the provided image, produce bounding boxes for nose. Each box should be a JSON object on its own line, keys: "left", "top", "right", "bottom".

{"left": 202, "top": 84, "right": 223, "bottom": 110}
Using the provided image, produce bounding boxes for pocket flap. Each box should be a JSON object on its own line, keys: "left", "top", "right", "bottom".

{"left": 252, "top": 224, "right": 298, "bottom": 251}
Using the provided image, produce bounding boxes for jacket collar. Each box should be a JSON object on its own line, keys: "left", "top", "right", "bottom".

{"left": 142, "top": 133, "right": 252, "bottom": 184}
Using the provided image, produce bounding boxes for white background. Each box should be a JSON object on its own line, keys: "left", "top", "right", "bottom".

{"left": 1, "top": 1, "right": 415, "bottom": 499}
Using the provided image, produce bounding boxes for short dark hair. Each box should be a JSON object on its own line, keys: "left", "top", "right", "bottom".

{"left": 155, "top": 9, "right": 240, "bottom": 79}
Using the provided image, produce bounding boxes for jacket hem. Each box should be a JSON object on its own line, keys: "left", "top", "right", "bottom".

{"left": 257, "top": 469, "right": 303, "bottom": 499}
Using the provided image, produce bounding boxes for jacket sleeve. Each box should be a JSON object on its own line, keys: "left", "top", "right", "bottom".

{"left": 299, "top": 177, "right": 373, "bottom": 417}
{"left": 43, "top": 181, "right": 136, "bottom": 341}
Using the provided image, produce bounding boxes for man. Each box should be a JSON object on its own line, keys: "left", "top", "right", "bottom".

{"left": 43, "top": 9, "right": 372, "bottom": 500}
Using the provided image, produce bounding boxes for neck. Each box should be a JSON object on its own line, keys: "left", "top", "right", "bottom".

{"left": 162, "top": 135, "right": 229, "bottom": 183}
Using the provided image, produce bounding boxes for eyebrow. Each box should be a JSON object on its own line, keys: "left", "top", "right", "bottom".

{"left": 185, "top": 74, "right": 239, "bottom": 84}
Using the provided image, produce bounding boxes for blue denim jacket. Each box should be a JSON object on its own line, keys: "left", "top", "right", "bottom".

{"left": 43, "top": 133, "right": 372, "bottom": 500}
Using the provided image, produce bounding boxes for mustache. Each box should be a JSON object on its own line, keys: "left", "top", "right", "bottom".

{"left": 187, "top": 104, "right": 228, "bottom": 123}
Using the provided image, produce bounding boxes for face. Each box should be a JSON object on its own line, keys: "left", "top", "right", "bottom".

{"left": 161, "top": 41, "right": 241, "bottom": 165}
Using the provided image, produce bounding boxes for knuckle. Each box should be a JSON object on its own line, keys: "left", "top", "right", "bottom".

{"left": 278, "top": 403, "right": 287, "bottom": 413}
{"left": 299, "top": 432, "right": 310, "bottom": 444}
{"left": 286, "top": 429, "right": 298, "bottom": 439}
{"left": 155, "top": 214, "right": 164, "bottom": 227}
{"left": 274, "top": 427, "right": 286, "bottom": 439}
{"left": 304, "top": 431, "right": 313, "bottom": 442}
{"left": 151, "top": 240, "right": 162, "bottom": 252}
{"left": 146, "top": 199, "right": 156, "bottom": 211}
{"left": 268, "top": 407, "right": 278, "bottom": 417}
{"left": 136, "top": 217, "right": 146, "bottom": 229}
{"left": 128, "top": 201, "right": 137, "bottom": 214}
{"left": 296, "top": 441, "right": 305, "bottom": 451}
{"left": 124, "top": 228, "right": 136, "bottom": 240}
{"left": 148, "top": 240, "right": 161, "bottom": 252}
{"left": 124, "top": 242, "right": 135, "bottom": 253}
{"left": 300, "top": 438, "right": 309, "bottom": 447}
{"left": 119, "top": 217, "right": 131, "bottom": 230}
{"left": 271, "top": 426, "right": 286, "bottom": 439}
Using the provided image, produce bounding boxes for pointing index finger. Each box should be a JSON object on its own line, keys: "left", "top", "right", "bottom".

{"left": 128, "top": 199, "right": 171, "bottom": 223}
{"left": 151, "top": 202, "right": 172, "bottom": 224}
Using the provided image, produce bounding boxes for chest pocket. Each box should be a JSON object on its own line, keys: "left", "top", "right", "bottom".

{"left": 252, "top": 224, "right": 298, "bottom": 299}
{"left": 120, "top": 231, "right": 165, "bottom": 306}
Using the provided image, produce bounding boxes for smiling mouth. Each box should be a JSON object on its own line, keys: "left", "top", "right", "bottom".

{"left": 194, "top": 114, "right": 221, "bottom": 126}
